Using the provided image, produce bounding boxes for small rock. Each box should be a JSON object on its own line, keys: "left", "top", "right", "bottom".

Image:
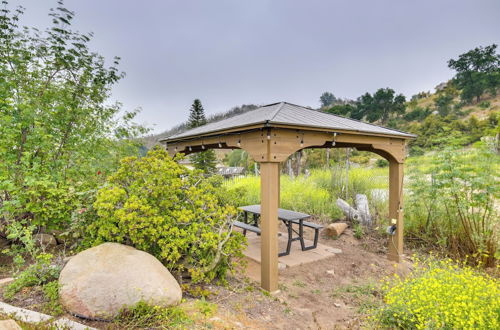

{"left": 278, "top": 262, "right": 287, "bottom": 270}
{"left": 0, "top": 277, "right": 14, "bottom": 288}
{"left": 325, "top": 223, "right": 348, "bottom": 237}
{"left": 327, "top": 248, "right": 342, "bottom": 254}
{"left": 0, "top": 319, "right": 22, "bottom": 330}
{"left": 326, "top": 269, "right": 335, "bottom": 276}
{"left": 333, "top": 303, "right": 341, "bottom": 308}
{"left": 0, "top": 238, "right": 9, "bottom": 249}
{"left": 33, "top": 233, "right": 57, "bottom": 247}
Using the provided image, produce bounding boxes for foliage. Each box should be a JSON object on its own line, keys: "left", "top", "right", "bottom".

{"left": 42, "top": 280, "right": 63, "bottom": 316}
{"left": 373, "top": 258, "right": 499, "bottom": 329}
{"left": 354, "top": 88, "right": 406, "bottom": 124}
{"left": 89, "top": 148, "right": 245, "bottom": 284}
{"left": 3, "top": 253, "right": 61, "bottom": 299}
{"left": 116, "top": 301, "right": 193, "bottom": 329}
{"left": 319, "top": 92, "right": 338, "bottom": 108}
{"left": 448, "top": 44, "right": 500, "bottom": 103}
{"left": 405, "top": 146, "right": 499, "bottom": 266}
{"left": 224, "top": 149, "right": 255, "bottom": 172}
{"left": 0, "top": 1, "right": 145, "bottom": 236}
{"left": 187, "top": 99, "right": 217, "bottom": 173}
{"left": 407, "top": 112, "right": 497, "bottom": 154}
{"left": 324, "top": 103, "right": 356, "bottom": 117}
{"left": 353, "top": 223, "right": 364, "bottom": 239}
{"left": 434, "top": 92, "right": 454, "bottom": 116}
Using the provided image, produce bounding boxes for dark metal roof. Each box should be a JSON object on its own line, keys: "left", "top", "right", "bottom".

{"left": 160, "top": 102, "right": 415, "bottom": 142}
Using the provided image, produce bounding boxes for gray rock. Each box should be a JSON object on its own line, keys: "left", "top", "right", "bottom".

{"left": 59, "top": 242, "right": 182, "bottom": 320}
{"left": 33, "top": 233, "right": 57, "bottom": 247}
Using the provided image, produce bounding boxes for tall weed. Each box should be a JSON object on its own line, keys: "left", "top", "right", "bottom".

{"left": 405, "top": 145, "right": 499, "bottom": 266}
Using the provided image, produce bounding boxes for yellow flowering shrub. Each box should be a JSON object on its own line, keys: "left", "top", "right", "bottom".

{"left": 88, "top": 148, "right": 246, "bottom": 284}
{"left": 375, "top": 258, "right": 499, "bottom": 329}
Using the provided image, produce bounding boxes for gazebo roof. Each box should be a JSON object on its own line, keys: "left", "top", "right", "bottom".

{"left": 161, "top": 102, "right": 415, "bottom": 142}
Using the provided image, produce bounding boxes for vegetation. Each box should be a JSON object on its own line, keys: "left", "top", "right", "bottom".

{"left": 448, "top": 44, "right": 500, "bottom": 103}
{"left": 187, "top": 99, "right": 217, "bottom": 174}
{"left": 374, "top": 258, "right": 499, "bottom": 329}
{"left": 116, "top": 300, "right": 218, "bottom": 329}
{"left": 3, "top": 253, "right": 60, "bottom": 299}
{"left": 405, "top": 145, "right": 499, "bottom": 266}
{"left": 0, "top": 1, "right": 145, "bottom": 250}
{"left": 225, "top": 167, "right": 388, "bottom": 221}
{"left": 88, "top": 148, "right": 245, "bottom": 284}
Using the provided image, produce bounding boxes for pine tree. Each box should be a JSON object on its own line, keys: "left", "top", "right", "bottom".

{"left": 187, "top": 99, "right": 217, "bottom": 173}
{"left": 188, "top": 99, "right": 207, "bottom": 128}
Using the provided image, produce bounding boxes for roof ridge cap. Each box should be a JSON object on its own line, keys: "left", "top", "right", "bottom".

{"left": 269, "top": 101, "right": 285, "bottom": 122}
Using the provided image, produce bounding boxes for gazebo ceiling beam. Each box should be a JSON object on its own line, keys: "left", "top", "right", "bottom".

{"left": 166, "top": 127, "right": 406, "bottom": 164}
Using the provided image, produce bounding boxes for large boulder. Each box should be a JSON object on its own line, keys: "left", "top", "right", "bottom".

{"left": 59, "top": 242, "right": 182, "bottom": 320}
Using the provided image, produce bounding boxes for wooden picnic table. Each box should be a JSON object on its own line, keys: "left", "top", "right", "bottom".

{"left": 237, "top": 205, "right": 323, "bottom": 257}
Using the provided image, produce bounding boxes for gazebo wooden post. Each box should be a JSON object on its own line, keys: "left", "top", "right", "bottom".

{"left": 388, "top": 158, "right": 404, "bottom": 262}
{"left": 259, "top": 162, "right": 280, "bottom": 292}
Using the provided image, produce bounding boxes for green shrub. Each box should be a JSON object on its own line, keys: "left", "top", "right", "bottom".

{"left": 89, "top": 148, "right": 245, "bottom": 284}
{"left": 116, "top": 301, "right": 193, "bottom": 329}
{"left": 375, "top": 159, "right": 389, "bottom": 168}
{"left": 373, "top": 258, "right": 500, "bottom": 329}
{"left": 405, "top": 146, "right": 499, "bottom": 266}
{"left": 353, "top": 223, "right": 364, "bottom": 239}
{"left": 42, "top": 281, "right": 63, "bottom": 316}
{"left": 4, "top": 253, "right": 61, "bottom": 299}
{"left": 479, "top": 100, "right": 491, "bottom": 109}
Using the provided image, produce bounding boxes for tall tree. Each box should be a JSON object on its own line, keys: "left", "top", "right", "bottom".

{"left": 355, "top": 88, "right": 406, "bottom": 124}
{"left": 319, "top": 92, "right": 337, "bottom": 108}
{"left": 448, "top": 44, "right": 500, "bottom": 103}
{"left": 187, "top": 99, "right": 217, "bottom": 173}
{"left": 0, "top": 1, "right": 145, "bottom": 231}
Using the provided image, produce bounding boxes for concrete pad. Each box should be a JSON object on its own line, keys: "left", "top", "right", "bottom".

{"left": 241, "top": 231, "right": 338, "bottom": 269}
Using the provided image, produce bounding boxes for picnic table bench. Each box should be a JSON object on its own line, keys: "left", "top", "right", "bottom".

{"left": 233, "top": 205, "right": 323, "bottom": 257}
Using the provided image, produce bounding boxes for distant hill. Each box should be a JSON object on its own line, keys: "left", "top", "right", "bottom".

{"left": 141, "top": 104, "right": 259, "bottom": 149}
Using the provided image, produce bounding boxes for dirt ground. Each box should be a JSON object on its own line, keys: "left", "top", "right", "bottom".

{"left": 0, "top": 223, "right": 413, "bottom": 329}
{"left": 208, "top": 223, "right": 413, "bottom": 329}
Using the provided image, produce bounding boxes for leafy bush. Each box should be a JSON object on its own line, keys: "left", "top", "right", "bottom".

{"left": 89, "top": 148, "right": 245, "bottom": 284}
{"left": 405, "top": 146, "right": 499, "bottom": 266}
{"left": 3, "top": 253, "right": 61, "bottom": 299}
{"left": 374, "top": 258, "right": 499, "bottom": 329}
{"left": 0, "top": 1, "right": 145, "bottom": 241}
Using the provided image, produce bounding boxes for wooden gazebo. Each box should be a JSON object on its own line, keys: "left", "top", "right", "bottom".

{"left": 160, "top": 102, "right": 415, "bottom": 292}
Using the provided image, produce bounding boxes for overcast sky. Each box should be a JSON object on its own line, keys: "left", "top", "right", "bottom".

{"left": 14, "top": 0, "right": 500, "bottom": 133}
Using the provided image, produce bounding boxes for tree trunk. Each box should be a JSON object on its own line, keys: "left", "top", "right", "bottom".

{"left": 336, "top": 194, "right": 372, "bottom": 226}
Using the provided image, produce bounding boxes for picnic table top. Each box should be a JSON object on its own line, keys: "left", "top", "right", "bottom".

{"left": 239, "top": 204, "right": 311, "bottom": 221}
